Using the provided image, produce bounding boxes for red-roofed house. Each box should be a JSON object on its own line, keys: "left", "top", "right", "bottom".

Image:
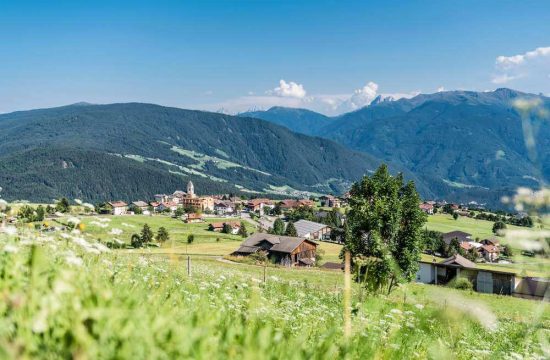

{"left": 419, "top": 203, "right": 434, "bottom": 215}
{"left": 481, "top": 244, "right": 500, "bottom": 262}
{"left": 108, "top": 201, "right": 128, "bottom": 216}
{"left": 185, "top": 213, "right": 204, "bottom": 223}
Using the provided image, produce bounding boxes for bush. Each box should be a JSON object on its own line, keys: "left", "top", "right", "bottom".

{"left": 448, "top": 277, "right": 473, "bottom": 291}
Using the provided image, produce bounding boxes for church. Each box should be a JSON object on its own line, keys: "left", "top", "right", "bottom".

{"left": 171, "top": 181, "right": 214, "bottom": 211}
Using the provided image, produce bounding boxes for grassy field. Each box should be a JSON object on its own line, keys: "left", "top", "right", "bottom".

{"left": 0, "top": 225, "right": 548, "bottom": 358}
{"left": 47, "top": 213, "right": 549, "bottom": 275}
{"left": 53, "top": 214, "right": 345, "bottom": 263}
{"left": 426, "top": 213, "right": 524, "bottom": 240}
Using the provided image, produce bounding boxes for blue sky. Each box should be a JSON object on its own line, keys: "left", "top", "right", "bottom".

{"left": 1, "top": 0, "right": 549, "bottom": 114}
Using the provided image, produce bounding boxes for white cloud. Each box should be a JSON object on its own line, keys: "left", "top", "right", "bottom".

{"left": 269, "top": 79, "right": 307, "bottom": 98}
{"left": 492, "top": 46, "right": 550, "bottom": 86}
{"left": 203, "top": 80, "right": 419, "bottom": 116}
{"left": 342, "top": 82, "right": 379, "bottom": 111}
{"left": 496, "top": 46, "right": 550, "bottom": 69}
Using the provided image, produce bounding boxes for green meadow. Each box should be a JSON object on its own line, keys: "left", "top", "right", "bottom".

{"left": 0, "top": 226, "right": 548, "bottom": 359}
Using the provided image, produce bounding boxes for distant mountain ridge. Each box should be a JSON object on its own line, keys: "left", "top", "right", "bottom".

{"left": 242, "top": 89, "right": 550, "bottom": 207}
{"left": 0, "top": 103, "right": 399, "bottom": 202}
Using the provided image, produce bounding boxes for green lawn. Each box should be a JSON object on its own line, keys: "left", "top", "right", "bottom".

{"left": 426, "top": 213, "right": 520, "bottom": 240}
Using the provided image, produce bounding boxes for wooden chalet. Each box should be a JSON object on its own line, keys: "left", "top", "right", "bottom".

{"left": 232, "top": 233, "right": 317, "bottom": 267}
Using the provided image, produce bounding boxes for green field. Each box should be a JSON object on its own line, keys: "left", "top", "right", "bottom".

{"left": 0, "top": 225, "right": 548, "bottom": 359}
{"left": 53, "top": 214, "right": 344, "bottom": 263}
{"left": 47, "top": 212, "right": 549, "bottom": 276}
{"left": 426, "top": 213, "right": 524, "bottom": 240}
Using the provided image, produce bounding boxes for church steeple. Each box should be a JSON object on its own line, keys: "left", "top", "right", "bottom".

{"left": 187, "top": 181, "right": 195, "bottom": 198}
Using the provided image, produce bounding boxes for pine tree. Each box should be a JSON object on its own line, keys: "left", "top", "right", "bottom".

{"left": 140, "top": 224, "right": 154, "bottom": 244}
{"left": 272, "top": 218, "right": 285, "bottom": 235}
{"left": 284, "top": 221, "right": 298, "bottom": 237}
{"left": 156, "top": 227, "right": 169, "bottom": 243}
{"left": 238, "top": 221, "right": 248, "bottom": 238}
{"left": 56, "top": 197, "right": 70, "bottom": 213}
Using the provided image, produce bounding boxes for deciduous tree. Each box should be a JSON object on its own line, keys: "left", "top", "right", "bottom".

{"left": 344, "top": 164, "right": 427, "bottom": 294}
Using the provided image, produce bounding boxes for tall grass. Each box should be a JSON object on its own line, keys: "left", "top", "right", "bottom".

{"left": 0, "top": 226, "right": 547, "bottom": 359}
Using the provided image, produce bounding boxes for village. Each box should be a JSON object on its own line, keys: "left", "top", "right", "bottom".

{"left": 1, "top": 180, "right": 547, "bottom": 300}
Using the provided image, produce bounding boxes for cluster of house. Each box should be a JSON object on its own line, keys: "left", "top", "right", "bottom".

{"left": 418, "top": 200, "right": 482, "bottom": 215}
{"left": 106, "top": 181, "right": 348, "bottom": 220}
{"left": 442, "top": 230, "right": 501, "bottom": 262}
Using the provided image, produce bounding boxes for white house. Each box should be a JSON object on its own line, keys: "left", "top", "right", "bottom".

{"left": 109, "top": 201, "right": 128, "bottom": 216}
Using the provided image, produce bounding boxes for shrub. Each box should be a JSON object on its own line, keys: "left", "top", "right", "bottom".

{"left": 448, "top": 277, "right": 473, "bottom": 291}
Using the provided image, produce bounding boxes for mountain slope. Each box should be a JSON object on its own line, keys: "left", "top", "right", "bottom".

{"left": 242, "top": 89, "right": 550, "bottom": 206}
{"left": 0, "top": 103, "right": 390, "bottom": 202}
{"left": 240, "top": 106, "right": 332, "bottom": 136}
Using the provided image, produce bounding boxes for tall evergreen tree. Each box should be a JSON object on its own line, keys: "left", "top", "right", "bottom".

{"left": 284, "top": 221, "right": 298, "bottom": 237}
{"left": 238, "top": 221, "right": 248, "bottom": 238}
{"left": 140, "top": 224, "right": 154, "bottom": 244}
{"left": 344, "top": 164, "right": 427, "bottom": 294}
{"left": 156, "top": 227, "right": 170, "bottom": 243}
{"left": 56, "top": 197, "right": 70, "bottom": 213}
{"left": 272, "top": 218, "right": 285, "bottom": 235}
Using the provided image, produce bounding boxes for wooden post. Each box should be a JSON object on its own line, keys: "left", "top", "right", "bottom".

{"left": 187, "top": 255, "right": 191, "bottom": 276}
{"left": 344, "top": 250, "right": 351, "bottom": 338}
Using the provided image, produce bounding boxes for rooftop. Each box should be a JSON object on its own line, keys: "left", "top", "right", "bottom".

{"left": 294, "top": 219, "right": 329, "bottom": 237}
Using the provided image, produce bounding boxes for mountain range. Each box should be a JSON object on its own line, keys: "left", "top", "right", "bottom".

{"left": 0, "top": 88, "right": 547, "bottom": 207}
{"left": 0, "top": 103, "right": 389, "bottom": 202}
{"left": 242, "top": 88, "right": 550, "bottom": 207}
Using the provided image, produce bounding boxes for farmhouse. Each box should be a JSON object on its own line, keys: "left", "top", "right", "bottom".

{"left": 419, "top": 203, "right": 434, "bottom": 215}
{"left": 319, "top": 195, "right": 341, "bottom": 208}
{"left": 416, "top": 254, "right": 515, "bottom": 295}
{"left": 108, "top": 201, "right": 128, "bottom": 216}
{"left": 480, "top": 244, "right": 500, "bottom": 262}
{"left": 158, "top": 202, "right": 178, "bottom": 213}
{"left": 131, "top": 201, "right": 149, "bottom": 211}
{"left": 214, "top": 201, "right": 235, "bottom": 215}
{"left": 209, "top": 221, "right": 241, "bottom": 234}
{"left": 279, "top": 199, "right": 315, "bottom": 210}
{"left": 293, "top": 219, "right": 331, "bottom": 240}
{"left": 185, "top": 213, "right": 203, "bottom": 223}
{"left": 246, "top": 198, "right": 273, "bottom": 214}
{"left": 232, "top": 233, "right": 317, "bottom": 267}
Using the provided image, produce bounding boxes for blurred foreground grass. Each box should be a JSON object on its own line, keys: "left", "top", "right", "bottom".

{"left": 0, "top": 227, "right": 548, "bottom": 359}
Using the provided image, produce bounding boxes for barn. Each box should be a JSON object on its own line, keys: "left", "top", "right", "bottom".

{"left": 416, "top": 255, "right": 515, "bottom": 295}
{"left": 232, "top": 233, "right": 317, "bottom": 267}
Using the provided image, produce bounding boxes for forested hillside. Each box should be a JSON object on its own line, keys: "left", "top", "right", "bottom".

{"left": 0, "top": 103, "right": 390, "bottom": 202}
{"left": 245, "top": 89, "right": 550, "bottom": 206}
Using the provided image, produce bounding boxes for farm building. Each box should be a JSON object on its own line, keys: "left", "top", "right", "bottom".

{"left": 416, "top": 255, "right": 515, "bottom": 295}
{"left": 232, "top": 233, "right": 317, "bottom": 267}
{"left": 209, "top": 221, "right": 241, "bottom": 234}
{"left": 293, "top": 219, "right": 331, "bottom": 240}
{"left": 108, "top": 201, "right": 128, "bottom": 216}
{"left": 185, "top": 213, "right": 203, "bottom": 223}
